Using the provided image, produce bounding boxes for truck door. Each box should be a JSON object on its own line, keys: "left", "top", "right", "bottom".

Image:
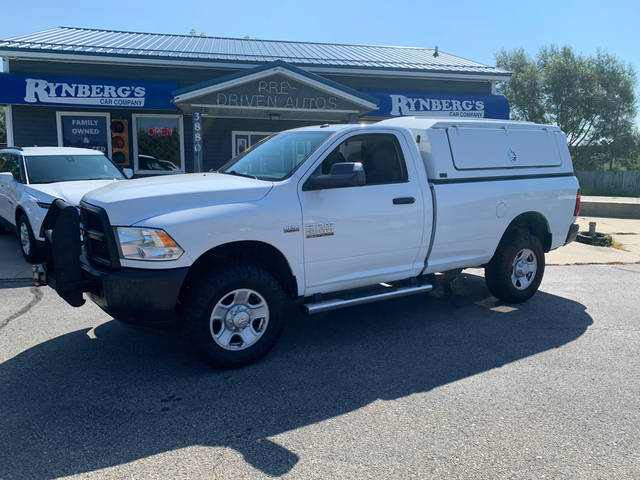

{"left": 298, "top": 131, "right": 426, "bottom": 294}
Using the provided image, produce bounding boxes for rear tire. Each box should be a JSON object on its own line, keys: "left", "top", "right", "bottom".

{"left": 182, "top": 263, "right": 287, "bottom": 369}
{"left": 485, "top": 229, "right": 545, "bottom": 303}
{"left": 17, "top": 214, "right": 41, "bottom": 263}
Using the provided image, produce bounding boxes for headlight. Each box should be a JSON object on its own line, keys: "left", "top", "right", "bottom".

{"left": 115, "top": 227, "right": 183, "bottom": 261}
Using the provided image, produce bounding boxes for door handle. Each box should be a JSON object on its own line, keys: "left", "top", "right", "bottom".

{"left": 393, "top": 197, "right": 415, "bottom": 205}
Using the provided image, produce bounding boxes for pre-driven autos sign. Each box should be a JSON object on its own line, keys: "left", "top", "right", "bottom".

{"left": 0, "top": 73, "right": 177, "bottom": 110}
{"left": 188, "top": 74, "right": 359, "bottom": 112}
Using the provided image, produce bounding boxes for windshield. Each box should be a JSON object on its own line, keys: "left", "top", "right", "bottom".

{"left": 25, "top": 154, "right": 124, "bottom": 184}
{"left": 219, "top": 130, "right": 333, "bottom": 181}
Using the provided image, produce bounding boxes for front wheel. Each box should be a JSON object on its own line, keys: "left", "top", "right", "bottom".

{"left": 485, "top": 230, "right": 545, "bottom": 303}
{"left": 17, "top": 214, "right": 41, "bottom": 263}
{"left": 182, "top": 263, "right": 287, "bottom": 369}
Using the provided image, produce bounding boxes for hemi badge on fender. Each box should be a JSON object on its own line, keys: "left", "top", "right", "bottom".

{"left": 305, "top": 223, "right": 335, "bottom": 238}
{"left": 283, "top": 225, "right": 300, "bottom": 233}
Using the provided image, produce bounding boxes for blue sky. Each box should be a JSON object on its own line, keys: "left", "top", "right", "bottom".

{"left": 1, "top": 0, "right": 638, "bottom": 96}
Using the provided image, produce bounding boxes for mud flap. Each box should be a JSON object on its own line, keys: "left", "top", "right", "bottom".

{"left": 40, "top": 199, "right": 90, "bottom": 307}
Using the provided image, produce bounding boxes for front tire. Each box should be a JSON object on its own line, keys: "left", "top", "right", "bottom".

{"left": 17, "top": 214, "right": 41, "bottom": 263}
{"left": 182, "top": 263, "right": 287, "bottom": 369}
{"left": 485, "top": 229, "right": 545, "bottom": 303}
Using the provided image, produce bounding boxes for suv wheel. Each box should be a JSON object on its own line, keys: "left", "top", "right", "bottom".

{"left": 17, "top": 214, "right": 40, "bottom": 263}
{"left": 485, "top": 229, "right": 545, "bottom": 303}
{"left": 182, "top": 263, "right": 287, "bottom": 369}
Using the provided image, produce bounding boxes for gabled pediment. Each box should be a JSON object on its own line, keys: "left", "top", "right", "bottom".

{"left": 173, "top": 61, "right": 378, "bottom": 120}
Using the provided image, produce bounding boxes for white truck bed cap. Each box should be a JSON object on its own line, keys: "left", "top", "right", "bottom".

{"left": 376, "top": 117, "right": 572, "bottom": 181}
{"left": 377, "top": 116, "right": 560, "bottom": 132}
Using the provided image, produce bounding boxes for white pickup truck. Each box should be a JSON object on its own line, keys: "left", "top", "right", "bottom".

{"left": 37, "top": 117, "right": 580, "bottom": 368}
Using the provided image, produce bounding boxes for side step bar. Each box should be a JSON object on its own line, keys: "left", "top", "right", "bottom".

{"left": 303, "top": 284, "right": 433, "bottom": 315}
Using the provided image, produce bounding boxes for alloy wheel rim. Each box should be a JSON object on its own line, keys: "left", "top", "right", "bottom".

{"left": 209, "top": 288, "right": 270, "bottom": 351}
{"left": 19, "top": 222, "right": 31, "bottom": 255}
{"left": 511, "top": 248, "right": 537, "bottom": 290}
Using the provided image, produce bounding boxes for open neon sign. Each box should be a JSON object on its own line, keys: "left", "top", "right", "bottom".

{"left": 147, "top": 127, "right": 173, "bottom": 137}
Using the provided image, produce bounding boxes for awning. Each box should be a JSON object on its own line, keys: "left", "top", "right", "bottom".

{"left": 0, "top": 72, "right": 176, "bottom": 110}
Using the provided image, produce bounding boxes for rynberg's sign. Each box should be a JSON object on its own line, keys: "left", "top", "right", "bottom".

{"left": 390, "top": 94, "right": 485, "bottom": 118}
{"left": 361, "top": 89, "right": 509, "bottom": 119}
{"left": 24, "top": 78, "right": 147, "bottom": 107}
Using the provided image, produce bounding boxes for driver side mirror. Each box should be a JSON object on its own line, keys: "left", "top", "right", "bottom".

{"left": 0, "top": 172, "right": 14, "bottom": 182}
{"left": 122, "top": 168, "right": 134, "bottom": 179}
{"left": 303, "top": 162, "right": 366, "bottom": 191}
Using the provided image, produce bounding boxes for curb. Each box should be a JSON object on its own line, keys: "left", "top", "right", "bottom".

{"left": 547, "top": 261, "right": 640, "bottom": 266}
{"left": 0, "top": 278, "right": 34, "bottom": 288}
{"left": 579, "top": 200, "right": 640, "bottom": 219}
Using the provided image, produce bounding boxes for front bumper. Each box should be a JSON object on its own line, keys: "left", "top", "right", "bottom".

{"left": 83, "top": 261, "right": 188, "bottom": 321}
{"left": 38, "top": 199, "right": 188, "bottom": 323}
{"left": 565, "top": 223, "right": 579, "bottom": 245}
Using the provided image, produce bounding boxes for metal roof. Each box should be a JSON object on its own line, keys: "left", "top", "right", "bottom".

{"left": 0, "top": 27, "right": 510, "bottom": 77}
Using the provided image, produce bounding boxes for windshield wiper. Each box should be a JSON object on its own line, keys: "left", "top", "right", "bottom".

{"left": 34, "top": 178, "right": 115, "bottom": 183}
{"left": 79, "top": 178, "right": 120, "bottom": 181}
{"left": 221, "top": 170, "right": 258, "bottom": 180}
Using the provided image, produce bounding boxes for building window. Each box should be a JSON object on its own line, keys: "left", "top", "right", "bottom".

{"left": 133, "top": 114, "right": 185, "bottom": 174}
{"left": 56, "top": 112, "right": 112, "bottom": 157}
{"left": 232, "top": 131, "right": 275, "bottom": 157}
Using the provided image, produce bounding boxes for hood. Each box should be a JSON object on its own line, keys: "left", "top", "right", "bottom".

{"left": 83, "top": 172, "right": 274, "bottom": 225}
{"left": 26, "top": 179, "right": 120, "bottom": 205}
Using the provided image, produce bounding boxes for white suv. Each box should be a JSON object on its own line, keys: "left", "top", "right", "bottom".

{"left": 0, "top": 147, "right": 126, "bottom": 262}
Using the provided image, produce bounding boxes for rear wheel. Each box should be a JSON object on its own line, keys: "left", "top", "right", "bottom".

{"left": 17, "top": 214, "right": 41, "bottom": 263}
{"left": 485, "top": 230, "right": 545, "bottom": 303}
{"left": 182, "top": 263, "right": 287, "bottom": 369}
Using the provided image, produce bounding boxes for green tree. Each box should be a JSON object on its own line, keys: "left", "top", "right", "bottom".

{"left": 495, "top": 46, "right": 638, "bottom": 170}
{"left": 0, "top": 108, "right": 5, "bottom": 145}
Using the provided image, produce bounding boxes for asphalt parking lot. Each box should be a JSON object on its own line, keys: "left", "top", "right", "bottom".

{"left": 1, "top": 264, "right": 639, "bottom": 479}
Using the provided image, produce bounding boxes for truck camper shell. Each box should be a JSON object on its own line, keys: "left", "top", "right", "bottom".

{"left": 377, "top": 117, "right": 573, "bottom": 182}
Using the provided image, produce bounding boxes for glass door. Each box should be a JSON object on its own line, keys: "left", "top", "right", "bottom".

{"left": 232, "top": 131, "right": 275, "bottom": 157}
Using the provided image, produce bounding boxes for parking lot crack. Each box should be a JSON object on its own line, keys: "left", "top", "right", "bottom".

{"left": 612, "top": 266, "right": 640, "bottom": 274}
{"left": 0, "top": 287, "right": 43, "bottom": 330}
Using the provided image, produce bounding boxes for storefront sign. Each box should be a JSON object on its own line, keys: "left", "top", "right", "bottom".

{"left": 60, "top": 114, "right": 109, "bottom": 153}
{"left": 0, "top": 73, "right": 177, "bottom": 110}
{"left": 191, "top": 74, "right": 359, "bottom": 112}
{"left": 362, "top": 89, "right": 509, "bottom": 119}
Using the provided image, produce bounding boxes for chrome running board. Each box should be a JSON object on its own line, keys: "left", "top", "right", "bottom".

{"left": 303, "top": 284, "right": 433, "bottom": 315}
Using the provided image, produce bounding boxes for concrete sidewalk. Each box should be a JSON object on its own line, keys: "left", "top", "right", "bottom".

{"left": 580, "top": 196, "right": 640, "bottom": 219}
{"left": 547, "top": 216, "right": 640, "bottom": 265}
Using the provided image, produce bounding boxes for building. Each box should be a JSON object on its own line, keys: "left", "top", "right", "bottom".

{"left": 0, "top": 27, "right": 510, "bottom": 175}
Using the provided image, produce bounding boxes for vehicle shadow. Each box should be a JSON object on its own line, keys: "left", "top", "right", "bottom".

{"left": 0, "top": 273, "right": 592, "bottom": 479}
